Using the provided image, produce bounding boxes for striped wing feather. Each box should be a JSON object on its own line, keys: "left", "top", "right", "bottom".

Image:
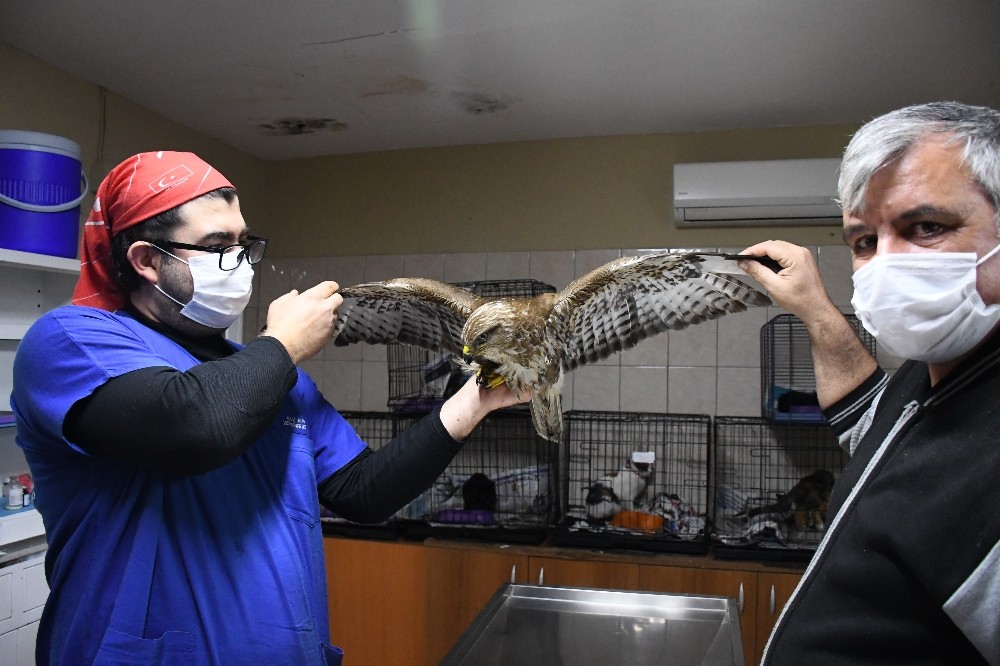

{"left": 550, "top": 252, "right": 770, "bottom": 371}
{"left": 333, "top": 278, "right": 480, "bottom": 355}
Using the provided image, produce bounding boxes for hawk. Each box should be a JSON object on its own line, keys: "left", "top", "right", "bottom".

{"left": 332, "top": 252, "right": 773, "bottom": 441}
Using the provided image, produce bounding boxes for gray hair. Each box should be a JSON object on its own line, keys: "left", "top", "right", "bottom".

{"left": 838, "top": 102, "right": 1000, "bottom": 223}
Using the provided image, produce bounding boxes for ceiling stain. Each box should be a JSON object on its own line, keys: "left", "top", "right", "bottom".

{"left": 258, "top": 117, "right": 348, "bottom": 136}
{"left": 361, "top": 75, "right": 434, "bottom": 98}
{"left": 453, "top": 92, "right": 511, "bottom": 115}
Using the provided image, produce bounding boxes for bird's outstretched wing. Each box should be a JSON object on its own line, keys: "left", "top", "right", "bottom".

{"left": 334, "top": 278, "right": 481, "bottom": 355}
{"left": 550, "top": 252, "right": 771, "bottom": 371}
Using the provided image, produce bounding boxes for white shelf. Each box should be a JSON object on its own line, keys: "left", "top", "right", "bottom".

{"left": 0, "top": 325, "right": 28, "bottom": 341}
{"left": 0, "top": 248, "right": 79, "bottom": 275}
{"left": 0, "top": 510, "right": 44, "bottom": 548}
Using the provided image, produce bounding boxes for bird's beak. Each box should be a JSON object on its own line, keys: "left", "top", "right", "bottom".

{"left": 462, "top": 344, "right": 474, "bottom": 364}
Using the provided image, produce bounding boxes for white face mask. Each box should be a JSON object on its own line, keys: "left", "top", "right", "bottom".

{"left": 851, "top": 244, "right": 1000, "bottom": 363}
{"left": 153, "top": 248, "right": 254, "bottom": 329}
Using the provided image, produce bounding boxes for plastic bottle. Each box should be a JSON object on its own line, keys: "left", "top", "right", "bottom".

{"left": 5, "top": 476, "right": 23, "bottom": 510}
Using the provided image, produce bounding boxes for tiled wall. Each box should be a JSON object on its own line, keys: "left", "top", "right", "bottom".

{"left": 243, "top": 245, "right": 898, "bottom": 416}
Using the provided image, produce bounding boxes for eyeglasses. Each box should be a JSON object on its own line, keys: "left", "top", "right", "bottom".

{"left": 152, "top": 236, "right": 267, "bottom": 271}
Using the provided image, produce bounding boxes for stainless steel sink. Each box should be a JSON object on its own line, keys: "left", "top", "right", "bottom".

{"left": 441, "top": 584, "right": 744, "bottom": 665}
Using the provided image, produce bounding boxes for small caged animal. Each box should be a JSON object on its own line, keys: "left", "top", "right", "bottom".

{"left": 742, "top": 469, "right": 836, "bottom": 531}
{"left": 585, "top": 455, "right": 654, "bottom": 521}
{"left": 461, "top": 472, "right": 497, "bottom": 512}
{"left": 332, "top": 252, "right": 773, "bottom": 442}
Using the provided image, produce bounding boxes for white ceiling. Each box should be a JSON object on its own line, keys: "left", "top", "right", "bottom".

{"left": 3, "top": 1, "right": 999, "bottom": 161}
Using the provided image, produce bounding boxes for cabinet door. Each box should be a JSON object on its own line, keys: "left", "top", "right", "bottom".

{"left": 424, "top": 545, "right": 530, "bottom": 664}
{"left": 527, "top": 555, "right": 640, "bottom": 590}
{"left": 754, "top": 571, "right": 801, "bottom": 665}
{"left": 638, "top": 565, "right": 757, "bottom": 666}
{"left": 324, "top": 537, "right": 432, "bottom": 666}
{"left": 323, "top": 537, "right": 528, "bottom": 666}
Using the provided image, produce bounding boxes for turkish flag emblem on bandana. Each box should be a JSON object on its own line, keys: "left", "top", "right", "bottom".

{"left": 72, "top": 151, "right": 234, "bottom": 311}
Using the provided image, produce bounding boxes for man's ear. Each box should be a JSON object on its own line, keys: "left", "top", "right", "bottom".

{"left": 126, "top": 242, "right": 161, "bottom": 285}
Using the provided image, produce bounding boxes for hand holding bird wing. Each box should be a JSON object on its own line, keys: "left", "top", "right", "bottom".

{"left": 550, "top": 252, "right": 771, "bottom": 371}
{"left": 333, "top": 278, "right": 480, "bottom": 355}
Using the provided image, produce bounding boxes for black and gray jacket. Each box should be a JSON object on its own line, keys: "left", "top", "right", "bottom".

{"left": 762, "top": 333, "right": 1000, "bottom": 665}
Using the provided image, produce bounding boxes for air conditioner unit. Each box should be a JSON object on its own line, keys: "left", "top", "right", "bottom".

{"left": 673, "top": 158, "right": 842, "bottom": 226}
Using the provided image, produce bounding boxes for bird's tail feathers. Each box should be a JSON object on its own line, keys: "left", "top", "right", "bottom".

{"left": 531, "top": 390, "right": 563, "bottom": 442}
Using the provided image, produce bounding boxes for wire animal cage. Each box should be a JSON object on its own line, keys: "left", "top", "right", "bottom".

{"left": 712, "top": 416, "right": 846, "bottom": 561}
{"left": 386, "top": 279, "right": 556, "bottom": 413}
{"left": 761, "top": 313, "right": 875, "bottom": 423}
{"left": 551, "top": 410, "right": 712, "bottom": 554}
{"left": 320, "top": 411, "right": 420, "bottom": 538}
{"left": 396, "top": 410, "right": 559, "bottom": 543}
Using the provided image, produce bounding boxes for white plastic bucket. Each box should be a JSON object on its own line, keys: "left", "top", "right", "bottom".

{"left": 0, "top": 130, "right": 88, "bottom": 258}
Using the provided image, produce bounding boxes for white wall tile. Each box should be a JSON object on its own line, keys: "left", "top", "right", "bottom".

{"left": 444, "top": 252, "right": 487, "bottom": 283}
{"left": 620, "top": 333, "right": 669, "bottom": 366}
{"left": 716, "top": 366, "right": 762, "bottom": 417}
{"left": 361, "top": 341, "right": 387, "bottom": 363}
{"left": 668, "top": 366, "right": 716, "bottom": 415}
{"left": 329, "top": 255, "right": 366, "bottom": 288}
{"left": 324, "top": 360, "right": 363, "bottom": 411}
{"left": 286, "top": 256, "right": 330, "bottom": 292}
{"left": 486, "top": 252, "right": 530, "bottom": 280}
{"left": 669, "top": 321, "right": 718, "bottom": 367}
{"left": 361, "top": 360, "right": 389, "bottom": 411}
{"left": 574, "top": 249, "right": 620, "bottom": 278}
{"left": 326, "top": 340, "right": 363, "bottom": 362}
{"left": 530, "top": 250, "right": 575, "bottom": 290}
{"left": 364, "top": 254, "right": 404, "bottom": 282}
{"left": 298, "top": 357, "right": 324, "bottom": 387}
{"left": 241, "top": 305, "right": 259, "bottom": 341}
{"left": 560, "top": 372, "right": 575, "bottom": 411}
{"left": 571, "top": 364, "right": 620, "bottom": 411}
{"left": 257, "top": 260, "right": 292, "bottom": 305}
{"left": 620, "top": 366, "right": 668, "bottom": 413}
{"left": 717, "top": 308, "right": 766, "bottom": 368}
{"left": 402, "top": 254, "right": 445, "bottom": 281}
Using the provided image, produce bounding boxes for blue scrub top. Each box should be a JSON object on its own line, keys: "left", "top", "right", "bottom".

{"left": 11, "top": 306, "right": 366, "bottom": 665}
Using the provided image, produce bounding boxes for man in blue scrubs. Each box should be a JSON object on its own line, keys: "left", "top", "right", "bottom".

{"left": 11, "top": 151, "right": 526, "bottom": 665}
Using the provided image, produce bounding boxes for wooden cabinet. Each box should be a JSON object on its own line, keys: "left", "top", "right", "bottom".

{"left": 754, "top": 570, "right": 802, "bottom": 664}
{"left": 527, "top": 554, "right": 639, "bottom": 589}
{"left": 323, "top": 535, "right": 802, "bottom": 666}
{"left": 323, "top": 537, "right": 528, "bottom": 666}
{"left": 639, "top": 563, "right": 757, "bottom": 665}
{"left": 422, "top": 543, "right": 530, "bottom": 660}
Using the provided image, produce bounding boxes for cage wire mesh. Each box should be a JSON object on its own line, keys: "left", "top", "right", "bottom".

{"left": 761, "top": 313, "right": 875, "bottom": 423}
{"left": 396, "top": 410, "right": 558, "bottom": 543}
{"left": 320, "top": 411, "right": 419, "bottom": 537}
{"left": 387, "top": 279, "right": 556, "bottom": 413}
{"left": 712, "top": 416, "right": 846, "bottom": 559}
{"left": 552, "top": 410, "right": 711, "bottom": 554}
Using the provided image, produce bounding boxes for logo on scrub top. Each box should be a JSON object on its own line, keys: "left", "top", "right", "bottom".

{"left": 283, "top": 416, "right": 308, "bottom": 432}
{"left": 148, "top": 165, "right": 195, "bottom": 193}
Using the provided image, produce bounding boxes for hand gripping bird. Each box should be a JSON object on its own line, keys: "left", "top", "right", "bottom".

{"left": 332, "top": 252, "right": 772, "bottom": 441}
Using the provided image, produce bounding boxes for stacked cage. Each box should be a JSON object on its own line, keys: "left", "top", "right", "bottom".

{"left": 386, "top": 279, "right": 557, "bottom": 413}
{"left": 319, "top": 411, "right": 419, "bottom": 538}
{"left": 761, "top": 313, "right": 875, "bottom": 422}
{"left": 552, "top": 410, "right": 712, "bottom": 554}
{"left": 712, "top": 416, "right": 846, "bottom": 560}
{"left": 396, "top": 410, "right": 559, "bottom": 543}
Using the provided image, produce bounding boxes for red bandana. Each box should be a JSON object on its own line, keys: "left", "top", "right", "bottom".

{"left": 71, "top": 151, "right": 235, "bottom": 311}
